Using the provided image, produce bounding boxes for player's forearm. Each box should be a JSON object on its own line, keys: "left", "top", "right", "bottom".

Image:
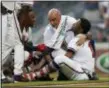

{"left": 65, "top": 50, "right": 75, "bottom": 58}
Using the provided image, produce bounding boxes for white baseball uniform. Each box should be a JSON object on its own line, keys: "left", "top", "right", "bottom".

{"left": 54, "top": 35, "right": 95, "bottom": 80}
{"left": 1, "top": 14, "right": 9, "bottom": 79}
{"left": 44, "top": 15, "right": 77, "bottom": 58}
{"left": 1, "top": 11, "right": 32, "bottom": 79}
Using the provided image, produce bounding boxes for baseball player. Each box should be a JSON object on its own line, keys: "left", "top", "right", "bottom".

{"left": 1, "top": 3, "right": 13, "bottom": 83}
{"left": 1, "top": 2, "right": 36, "bottom": 83}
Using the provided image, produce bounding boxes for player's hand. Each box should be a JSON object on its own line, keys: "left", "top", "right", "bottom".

{"left": 76, "top": 34, "right": 86, "bottom": 46}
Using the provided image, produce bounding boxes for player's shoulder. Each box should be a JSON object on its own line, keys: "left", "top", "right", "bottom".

{"left": 62, "top": 15, "right": 74, "bottom": 19}
{"left": 45, "top": 24, "right": 51, "bottom": 31}
{"left": 69, "top": 34, "right": 87, "bottom": 44}
{"left": 44, "top": 24, "right": 52, "bottom": 35}
{"left": 68, "top": 36, "right": 79, "bottom": 45}
{"left": 62, "top": 15, "right": 76, "bottom": 21}
{"left": 76, "top": 34, "right": 91, "bottom": 45}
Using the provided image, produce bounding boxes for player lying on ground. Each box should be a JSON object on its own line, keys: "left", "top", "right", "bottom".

{"left": 23, "top": 18, "right": 96, "bottom": 81}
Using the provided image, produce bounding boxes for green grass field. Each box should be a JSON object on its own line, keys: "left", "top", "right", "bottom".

{"left": 2, "top": 72, "right": 109, "bottom": 88}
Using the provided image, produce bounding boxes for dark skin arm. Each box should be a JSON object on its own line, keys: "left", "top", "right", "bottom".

{"left": 65, "top": 50, "right": 75, "bottom": 58}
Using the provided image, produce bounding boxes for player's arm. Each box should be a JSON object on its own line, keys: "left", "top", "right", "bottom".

{"left": 65, "top": 37, "right": 80, "bottom": 58}
{"left": 65, "top": 49, "right": 75, "bottom": 58}
{"left": 76, "top": 32, "right": 92, "bottom": 46}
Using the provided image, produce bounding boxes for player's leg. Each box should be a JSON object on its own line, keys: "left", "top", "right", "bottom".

{"left": 1, "top": 44, "right": 13, "bottom": 83}
{"left": 54, "top": 55, "right": 89, "bottom": 80}
{"left": 51, "top": 49, "right": 68, "bottom": 80}
{"left": 27, "top": 48, "right": 65, "bottom": 72}
{"left": 52, "top": 48, "right": 66, "bottom": 58}
{"left": 23, "top": 51, "right": 43, "bottom": 73}
{"left": 14, "top": 45, "right": 28, "bottom": 82}
{"left": 22, "top": 60, "right": 58, "bottom": 81}
{"left": 22, "top": 55, "right": 88, "bottom": 81}
{"left": 23, "top": 51, "right": 32, "bottom": 73}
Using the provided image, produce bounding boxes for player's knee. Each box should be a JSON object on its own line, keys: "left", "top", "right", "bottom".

{"left": 54, "top": 55, "right": 63, "bottom": 64}
{"left": 54, "top": 55, "right": 68, "bottom": 65}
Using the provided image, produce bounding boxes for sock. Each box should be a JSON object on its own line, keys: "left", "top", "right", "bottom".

{"left": 23, "top": 72, "right": 36, "bottom": 81}
{"left": 22, "top": 65, "right": 49, "bottom": 81}
{"left": 22, "top": 61, "right": 59, "bottom": 81}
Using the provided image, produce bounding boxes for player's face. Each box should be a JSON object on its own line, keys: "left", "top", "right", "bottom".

{"left": 73, "top": 19, "right": 81, "bottom": 34}
{"left": 26, "top": 11, "right": 36, "bottom": 27}
{"left": 48, "top": 15, "right": 60, "bottom": 28}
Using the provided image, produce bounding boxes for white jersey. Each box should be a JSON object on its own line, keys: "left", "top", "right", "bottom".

{"left": 2, "top": 12, "right": 32, "bottom": 48}
{"left": 1, "top": 11, "right": 32, "bottom": 65}
{"left": 44, "top": 15, "right": 76, "bottom": 49}
{"left": 1, "top": 14, "right": 8, "bottom": 44}
{"left": 68, "top": 35, "right": 95, "bottom": 72}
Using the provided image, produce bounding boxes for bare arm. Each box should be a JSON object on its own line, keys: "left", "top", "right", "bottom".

{"left": 65, "top": 50, "right": 75, "bottom": 58}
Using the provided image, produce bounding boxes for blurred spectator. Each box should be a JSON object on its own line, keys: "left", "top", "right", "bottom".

{"left": 104, "top": 14, "right": 109, "bottom": 28}
{"left": 33, "top": 2, "right": 49, "bottom": 28}
{"left": 97, "top": 13, "right": 109, "bottom": 42}
{"left": 83, "top": 1, "right": 101, "bottom": 22}
{"left": 99, "top": 1, "right": 109, "bottom": 19}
